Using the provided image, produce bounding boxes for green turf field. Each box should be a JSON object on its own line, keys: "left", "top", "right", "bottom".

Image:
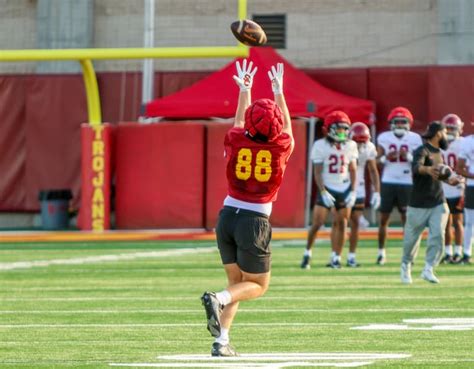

{"left": 0, "top": 239, "right": 472, "bottom": 368}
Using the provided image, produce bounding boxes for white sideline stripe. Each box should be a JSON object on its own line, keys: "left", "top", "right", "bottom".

{"left": 0, "top": 247, "right": 216, "bottom": 270}
{"left": 1, "top": 308, "right": 473, "bottom": 314}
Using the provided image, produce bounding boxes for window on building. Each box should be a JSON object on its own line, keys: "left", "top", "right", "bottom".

{"left": 252, "top": 14, "right": 286, "bottom": 49}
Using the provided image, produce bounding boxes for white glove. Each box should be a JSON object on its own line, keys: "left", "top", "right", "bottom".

{"left": 406, "top": 152, "right": 413, "bottom": 163}
{"left": 370, "top": 192, "right": 381, "bottom": 210}
{"left": 267, "top": 63, "right": 284, "bottom": 95}
{"left": 320, "top": 190, "right": 335, "bottom": 208}
{"left": 233, "top": 59, "right": 257, "bottom": 92}
{"left": 344, "top": 191, "right": 357, "bottom": 208}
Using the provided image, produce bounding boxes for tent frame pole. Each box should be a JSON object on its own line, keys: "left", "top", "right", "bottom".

{"left": 304, "top": 117, "right": 316, "bottom": 228}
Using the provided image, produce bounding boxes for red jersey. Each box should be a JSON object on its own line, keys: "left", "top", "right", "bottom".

{"left": 224, "top": 127, "right": 293, "bottom": 203}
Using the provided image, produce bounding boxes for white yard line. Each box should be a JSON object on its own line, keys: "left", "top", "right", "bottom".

{"left": 109, "top": 353, "right": 410, "bottom": 368}
{"left": 110, "top": 362, "right": 372, "bottom": 368}
{"left": 0, "top": 247, "right": 216, "bottom": 270}
{"left": 351, "top": 318, "right": 474, "bottom": 331}
{"left": 0, "top": 308, "right": 472, "bottom": 314}
{"left": 1, "top": 295, "right": 471, "bottom": 302}
{"left": 0, "top": 322, "right": 352, "bottom": 328}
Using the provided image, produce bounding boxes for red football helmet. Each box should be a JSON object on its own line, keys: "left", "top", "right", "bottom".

{"left": 388, "top": 106, "right": 413, "bottom": 137}
{"left": 349, "top": 122, "right": 371, "bottom": 143}
{"left": 244, "top": 98, "right": 283, "bottom": 142}
{"left": 324, "top": 111, "right": 351, "bottom": 142}
{"left": 441, "top": 113, "right": 463, "bottom": 141}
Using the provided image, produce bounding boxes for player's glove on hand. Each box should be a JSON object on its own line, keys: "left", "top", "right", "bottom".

{"left": 344, "top": 191, "right": 357, "bottom": 208}
{"left": 320, "top": 190, "right": 336, "bottom": 208}
{"left": 370, "top": 192, "right": 381, "bottom": 210}
{"left": 267, "top": 63, "right": 284, "bottom": 95}
{"left": 233, "top": 59, "right": 257, "bottom": 92}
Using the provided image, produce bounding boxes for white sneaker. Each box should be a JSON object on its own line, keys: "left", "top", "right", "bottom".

{"left": 421, "top": 268, "right": 440, "bottom": 284}
{"left": 400, "top": 262, "right": 412, "bottom": 284}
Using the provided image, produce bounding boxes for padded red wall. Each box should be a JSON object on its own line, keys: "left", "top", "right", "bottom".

{"left": 205, "top": 121, "right": 307, "bottom": 229}
{"left": 115, "top": 122, "right": 205, "bottom": 228}
{"left": 427, "top": 66, "right": 474, "bottom": 132}
{"left": 368, "top": 67, "right": 429, "bottom": 133}
{"left": 0, "top": 76, "right": 27, "bottom": 210}
{"left": 305, "top": 68, "right": 369, "bottom": 99}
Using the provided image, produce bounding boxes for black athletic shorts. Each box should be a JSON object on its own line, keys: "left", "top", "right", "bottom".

{"left": 446, "top": 197, "right": 464, "bottom": 214}
{"left": 465, "top": 186, "right": 474, "bottom": 209}
{"left": 353, "top": 197, "right": 366, "bottom": 211}
{"left": 380, "top": 183, "right": 412, "bottom": 214}
{"left": 215, "top": 206, "right": 272, "bottom": 274}
{"left": 316, "top": 187, "right": 351, "bottom": 210}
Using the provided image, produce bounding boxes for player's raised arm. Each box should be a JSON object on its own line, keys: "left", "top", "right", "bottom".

{"left": 268, "top": 63, "right": 293, "bottom": 141}
{"left": 233, "top": 59, "right": 257, "bottom": 128}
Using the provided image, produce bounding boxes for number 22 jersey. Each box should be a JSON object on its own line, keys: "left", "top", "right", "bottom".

{"left": 377, "top": 131, "right": 422, "bottom": 185}
{"left": 224, "top": 127, "right": 294, "bottom": 203}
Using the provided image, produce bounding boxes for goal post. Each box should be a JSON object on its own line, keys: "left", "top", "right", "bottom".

{"left": 0, "top": 0, "right": 249, "bottom": 231}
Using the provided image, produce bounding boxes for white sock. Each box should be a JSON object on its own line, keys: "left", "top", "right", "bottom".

{"left": 378, "top": 249, "right": 386, "bottom": 257}
{"left": 215, "top": 328, "right": 229, "bottom": 345}
{"left": 424, "top": 262, "right": 433, "bottom": 271}
{"left": 464, "top": 209, "right": 474, "bottom": 256}
{"left": 215, "top": 290, "right": 232, "bottom": 306}
{"left": 445, "top": 245, "right": 453, "bottom": 255}
{"left": 333, "top": 254, "right": 341, "bottom": 262}
{"left": 454, "top": 245, "right": 462, "bottom": 255}
{"left": 304, "top": 249, "right": 312, "bottom": 257}
{"left": 348, "top": 252, "right": 356, "bottom": 261}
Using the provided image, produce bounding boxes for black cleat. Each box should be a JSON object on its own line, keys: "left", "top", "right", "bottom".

{"left": 376, "top": 254, "right": 386, "bottom": 265}
{"left": 441, "top": 254, "right": 453, "bottom": 264}
{"left": 346, "top": 259, "right": 360, "bottom": 268}
{"left": 451, "top": 253, "right": 462, "bottom": 264}
{"left": 326, "top": 259, "right": 342, "bottom": 269}
{"left": 201, "top": 292, "right": 223, "bottom": 338}
{"left": 460, "top": 255, "right": 472, "bottom": 265}
{"left": 211, "top": 342, "right": 239, "bottom": 357}
{"left": 300, "top": 255, "right": 311, "bottom": 269}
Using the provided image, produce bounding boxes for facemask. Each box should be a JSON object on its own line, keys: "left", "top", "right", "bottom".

{"left": 336, "top": 131, "right": 348, "bottom": 142}
{"left": 439, "top": 137, "right": 448, "bottom": 150}
{"left": 393, "top": 128, "right": 406, "bottom": 137}
{"left": 446, "top": 133, "right": 455, "bottom": 142}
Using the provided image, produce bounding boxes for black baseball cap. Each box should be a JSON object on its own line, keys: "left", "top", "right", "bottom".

{"left": 422, "top": 121, "right": 446, "bottom": 139}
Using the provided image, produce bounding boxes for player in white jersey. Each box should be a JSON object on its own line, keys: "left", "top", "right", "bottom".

{"left": 375, "top": 107, "right": 422, "bottom": 265}
{"left": 346, "top": 123, "right": 381, "bottom": 267}
{"left": 440, "top": 114, "right": 465, "bottom": 263}
{"left": 456, "top": 125, "right": 474, "bottom": 265}
{"left": 301, "top": 111, "right": 358, "bottom": 269}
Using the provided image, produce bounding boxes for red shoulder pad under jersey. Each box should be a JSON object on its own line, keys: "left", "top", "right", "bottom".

{"left": 224, "top": 127, "right": 293, "bottom": 203}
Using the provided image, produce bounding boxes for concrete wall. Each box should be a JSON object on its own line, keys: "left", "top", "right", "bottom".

{"left": 0, "top": 0, "right": 472, "bottom": 73}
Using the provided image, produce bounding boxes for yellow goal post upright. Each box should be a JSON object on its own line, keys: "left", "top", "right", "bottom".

{"left": 0, "top": 0, "right": 249, "bottom": 231}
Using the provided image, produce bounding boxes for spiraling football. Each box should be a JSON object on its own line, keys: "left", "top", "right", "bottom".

{"left": 230, "top": 19, "right": 267, "bottom": 46}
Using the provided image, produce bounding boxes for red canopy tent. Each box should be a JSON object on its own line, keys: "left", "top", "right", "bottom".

{"left": 146, "top": 47, "right": 375, "bottom": 123}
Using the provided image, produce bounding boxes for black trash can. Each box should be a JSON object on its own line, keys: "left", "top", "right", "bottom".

{"left": 38, "top": 189, "right": 73, "bottom": 230}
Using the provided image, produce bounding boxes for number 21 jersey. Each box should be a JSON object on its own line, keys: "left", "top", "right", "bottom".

{"left": 310, "top": 138, "right": 358, "bottom": 192}
{"left": 224, "top": 127, "right": 294, "bottom": 203}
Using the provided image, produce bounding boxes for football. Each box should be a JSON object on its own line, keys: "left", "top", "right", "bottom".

{"left": 230, "top": 19, "right": 267, "bottom": 46}
{"left": 438, "top": 164, "right": 452, "bottom": 180}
